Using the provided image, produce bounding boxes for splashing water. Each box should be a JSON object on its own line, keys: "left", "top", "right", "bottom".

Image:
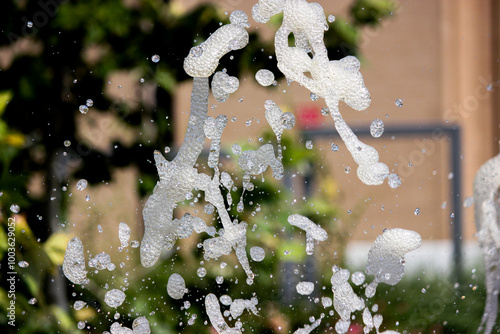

{"left": 61, "top": 1, "right": 422, "bottom": 333}
{"left": 474, "top": 152, "right": 500, "bottom": 334}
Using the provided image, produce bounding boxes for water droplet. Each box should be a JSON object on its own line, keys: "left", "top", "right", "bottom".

{"left": 74, "top": 300, "right": 87, "bottom": 310}
{"left": 18, "top": 261, "right": 29, "bottom": 268}
{"left": 10, "top": 204, "right": 20, "bottom": 213}
{"left": 164, "top": 146, "right": 171, "bottom": 154}
{"left": 328, "top": 15, "right": 336, "bottom": 23}
{"left": 320, "top": 107, "right": 329, "bottom": 116}
{"left": 250, "top": 246, "right": 265, "bottom": 262}
{"left": 421, "top": 288, "right": 427, "bottom": 293}
{"left": 104, "top": 289, "right": 126, "bottom": 308}
{"left": 395, "top": 99, "right": 404, "bottom": 107}
{"left": 255, "top": 69, "right": 275, "bottom": 86}
{"left": 27, "top": 21, "right": 33, "bottom": 28}
{"left": 463, "top": 196, "right": 474, "bottom": 208}
{"left": 387, "top": 173, "right": 401, "bottom": 189}
{"left": 414, "top": 208, "right": 421, "bottom": 215}
{"left": 370, "top": 119, "right": 384, "bottom": 138}
{"left": 86, "top": 99, "right": 93, "bottom": 107}
{"left": 296, "top": 281, "right": 314, "bottom": 295}
{"left": 232, "top": 143, "right": 242, "bottom": 155}
{"left": 331, "top": 143, "right": 339, "bottom": 151}
{"left": 28, "top": 298, "right": 37, "bottom": 305}
{"left": 305, "top": 140, "right": 313, "bottom": 149}
{"left": 77, "top": 321, "right": 85, "bottom": 329}
{"left": 76, "top": 179, "right": 88, "bottom": 191}
{"left": 281, "top": 112, "right": 296, "bottom": 129}
{"left": 344, "top": 166, "right": 351, "bottom": 174}
{"left": 448, "top": 172, "right": 454, "bottom": 180}
{"left": 64, "top": 140, "right": 71, "bottom": 147}
{"left": 151, "top": 54, "right": 160, "bottom": 63}
{"left": 79, "top": 105, "right": 89, "bottom": 114}
{"left": 197, "top": 267, "right": 206, "bottom": 277}
{"left": 190, "top": 46, "right": 203, "bottom": 57}
{"left": 215, "top": 276, "right": 224, "bottom": 284}
{"left": 310, "top": 92, "right": 319, "bottom": 101}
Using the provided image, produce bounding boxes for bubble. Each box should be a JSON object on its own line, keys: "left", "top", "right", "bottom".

{"left": 331, "top": 143, "right": 339, "bottom": 151}
{"left": 249, "top": 246, "right": 265, "bottom": 262}
{"left": 281, "top": 111, "right": 295, "bottom": 130}
{"left": 328, "top": 15, "right": 336, "bottom": 23}
{"left": 370, "top": 119, "right": 384, "bottom": 138}
{"left": 351, "top": 271, "right": 365, "bottom": 285}
{"left": 305, "top": 140, "right": 313, "bottom": 149}
{"left": 395, "top": 99, "right": 403, "bottom": 107}
{"left": 74, "top": 300, "right": 87, "bottom": 310}
{"left": 79, "top": 105, "right": 89, "bottom": 114}
{"left": 28, "top": 298, "right": 37, "bottom": 305}
{"left": 76, "top": 179, "right": 88, "bottom": 191}
{"left": 296, "top": 281, "right": 314, "bottom": 295}
{"left": 190, "top": 46, "right": 203, "bottom": 57}
{"left": 64, "top": 140, "right": 71, "bottom": 147}
{"left": 414, "top": 208, "right": 420, "bottom": 215}
{"left": 77, "top": 321, "right": 85, "bottom": 329}
{"left": 344, "top": 166, "right": 351, "bottom": 174}
{"left": 220, "top": 295, "right": 232, "bottom": 306}
{"left": 321, "top": 296, "right": 333, "bottom": 307}
{"left": 463, "top": 196, "right": 474, "bottom": 208}
{"left": 18, "top": 261, "right": 29, "bottom": 268}
{"left": 204, "top": 204, "right": 215, "bottom": 214}
{"left": 131, "top": 240, "right": 140, "bottom": 248}
{"left": 10, "top": 204, "right": 20, "bottom": 213}
{"left": 320, "top": 107, "right": 329, "bottom": 116}
{"left": 27, "top": 21, "right": 33, "bottom": 28}
{"left": 310, "top": 92, "right": 319, "bottom": 101}
{"left": 104, "top": 289, "right": 126, "bottom": 308}
{"left": 151, "top": 54, "right": 160, "bottom": 63}
{"left": 167, "top": 273, "right": 186, "bottom": 299}
{"left": 164, "top": 146, "right": 171, "bottom": 154}
{"left": 387, "top": 173, "right": 401, "bottom": 189}
{"left": 255, "top": 69, "right": 275, "bottom": 87}
{"left": 86, "top": 99, "right": 93, "bottom": 107}
{"left": 215, "top": 276, "right": 224, "bottom": 284}
{"left": 197, "top": 267, "right": 207, "bottom": 277}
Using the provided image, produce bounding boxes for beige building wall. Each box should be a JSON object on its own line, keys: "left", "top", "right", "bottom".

{"left": 174, "top": 0, "right": 500, "bottom": 242}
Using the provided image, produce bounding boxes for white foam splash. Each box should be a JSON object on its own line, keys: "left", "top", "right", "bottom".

{"left": 62, "top": 237, "right": 88, "bottom": 285}
{"left": 287, "top": 214, "right": 328, "bottom": 255}
{"left": 365, "top": 228, "right": 421, "bottom": 286}
{"left": 474, "top": 152, "right": 500, "bottom": 334}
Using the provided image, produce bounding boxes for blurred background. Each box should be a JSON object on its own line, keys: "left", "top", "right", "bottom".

{"left": 0, "top": 0, "right": 499, "bottom": 333}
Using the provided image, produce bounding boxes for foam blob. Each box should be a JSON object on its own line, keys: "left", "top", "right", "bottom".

{"left": 365, "top": 228, "right": 421, "bottom": 285}
{"left": 63, "top": 237, "right": 88, "bottom": 285}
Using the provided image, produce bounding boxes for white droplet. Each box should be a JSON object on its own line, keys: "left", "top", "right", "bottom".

{"left": 74, "top": 300, "right": 87, "bottom": 310}
{"left": 27, "top": 21, "right": 33, "bottom": 28}
{"left": 77, "top": 321, "right": 85, "bottom": 329}
{"left": 351, "top": 271, "right": 365, "bottom": 285}
{"left": 387, "top": 173, "right": 401, "bottom": 189}
{"left": 64, "top": 140, "right": 71, "bottom": 147}
{"left": 197, "top": 267, "right": 207, "bottom": 277}
{"left": 28, "top": 298, "right": 37, "bottom": 305}
{"left": 104, "top": 289, "right": 126, "bottom": 308}
{"left": 151, "top": 54, "right": 160, "bottom": 63}
{"left": 18, "top": 261, "right": 29, "bottom": 268}
{"left": 414, "top": 208, "right": 420, "bottom": 215}
{"left": 10, "top": 204, "right": 20, "bottom": 213}
{"left": 232, "top": 143, "right": 242, "bottom": 155}
{"left": 281, "top": 112, "right": 295, "bottom": 129}
{"left": 328, "top": 15, "right": 336, "bottom": 23}
{"left": 331, "top": 143, "right": 339, "bottom": 151}
{"left": 310, "top": 92, "right": 318, "bottom": 101}
{"left": 370, "top": 119, "right": 384, "bottom": 138}
{"left": 305, "top": 140, "right": 313, "bottom": 149}
{"left": 255, "top": 69, "right": 275, "bottom": 87}
{"left": 190, "top": 46, "right": 203, "bottom": 57}
{"left": 395, "top": 99, "right": 403, "bottom": 107}
{"left": 76, "top": 179, "right": 88, "bottom": 191}
{"left": 167, "top": 273, "right": 187, "bottom": 299}
{"left": 463, "top": 196, "right": 474, "bottom": 208}
{"left": 79, "top": 105, "right": 89, "bottom": 114}
{"left": 296, "top": 281, "right": 314, "bottom": 295}
{"left": 86, "top": 99, "right": 94, "bottom": 107}
{"left": 250, "top": 246, "right": 265, "bottom": 262}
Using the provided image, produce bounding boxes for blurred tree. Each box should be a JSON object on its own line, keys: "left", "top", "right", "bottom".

{"left": 0, "top": 0, "right": 395, "bottom": 332}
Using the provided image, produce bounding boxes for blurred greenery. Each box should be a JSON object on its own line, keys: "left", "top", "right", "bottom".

{"left": 0, "top": 0, "right": 446, "bottom": 333}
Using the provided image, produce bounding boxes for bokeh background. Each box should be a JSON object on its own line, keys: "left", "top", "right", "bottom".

{"left": 0, "top": 0, "right": 499, "bottom": 333}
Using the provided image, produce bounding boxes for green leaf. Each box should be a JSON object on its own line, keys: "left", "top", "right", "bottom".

{"left": 0, "top": 91, "right": 13, "bottom": 116}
